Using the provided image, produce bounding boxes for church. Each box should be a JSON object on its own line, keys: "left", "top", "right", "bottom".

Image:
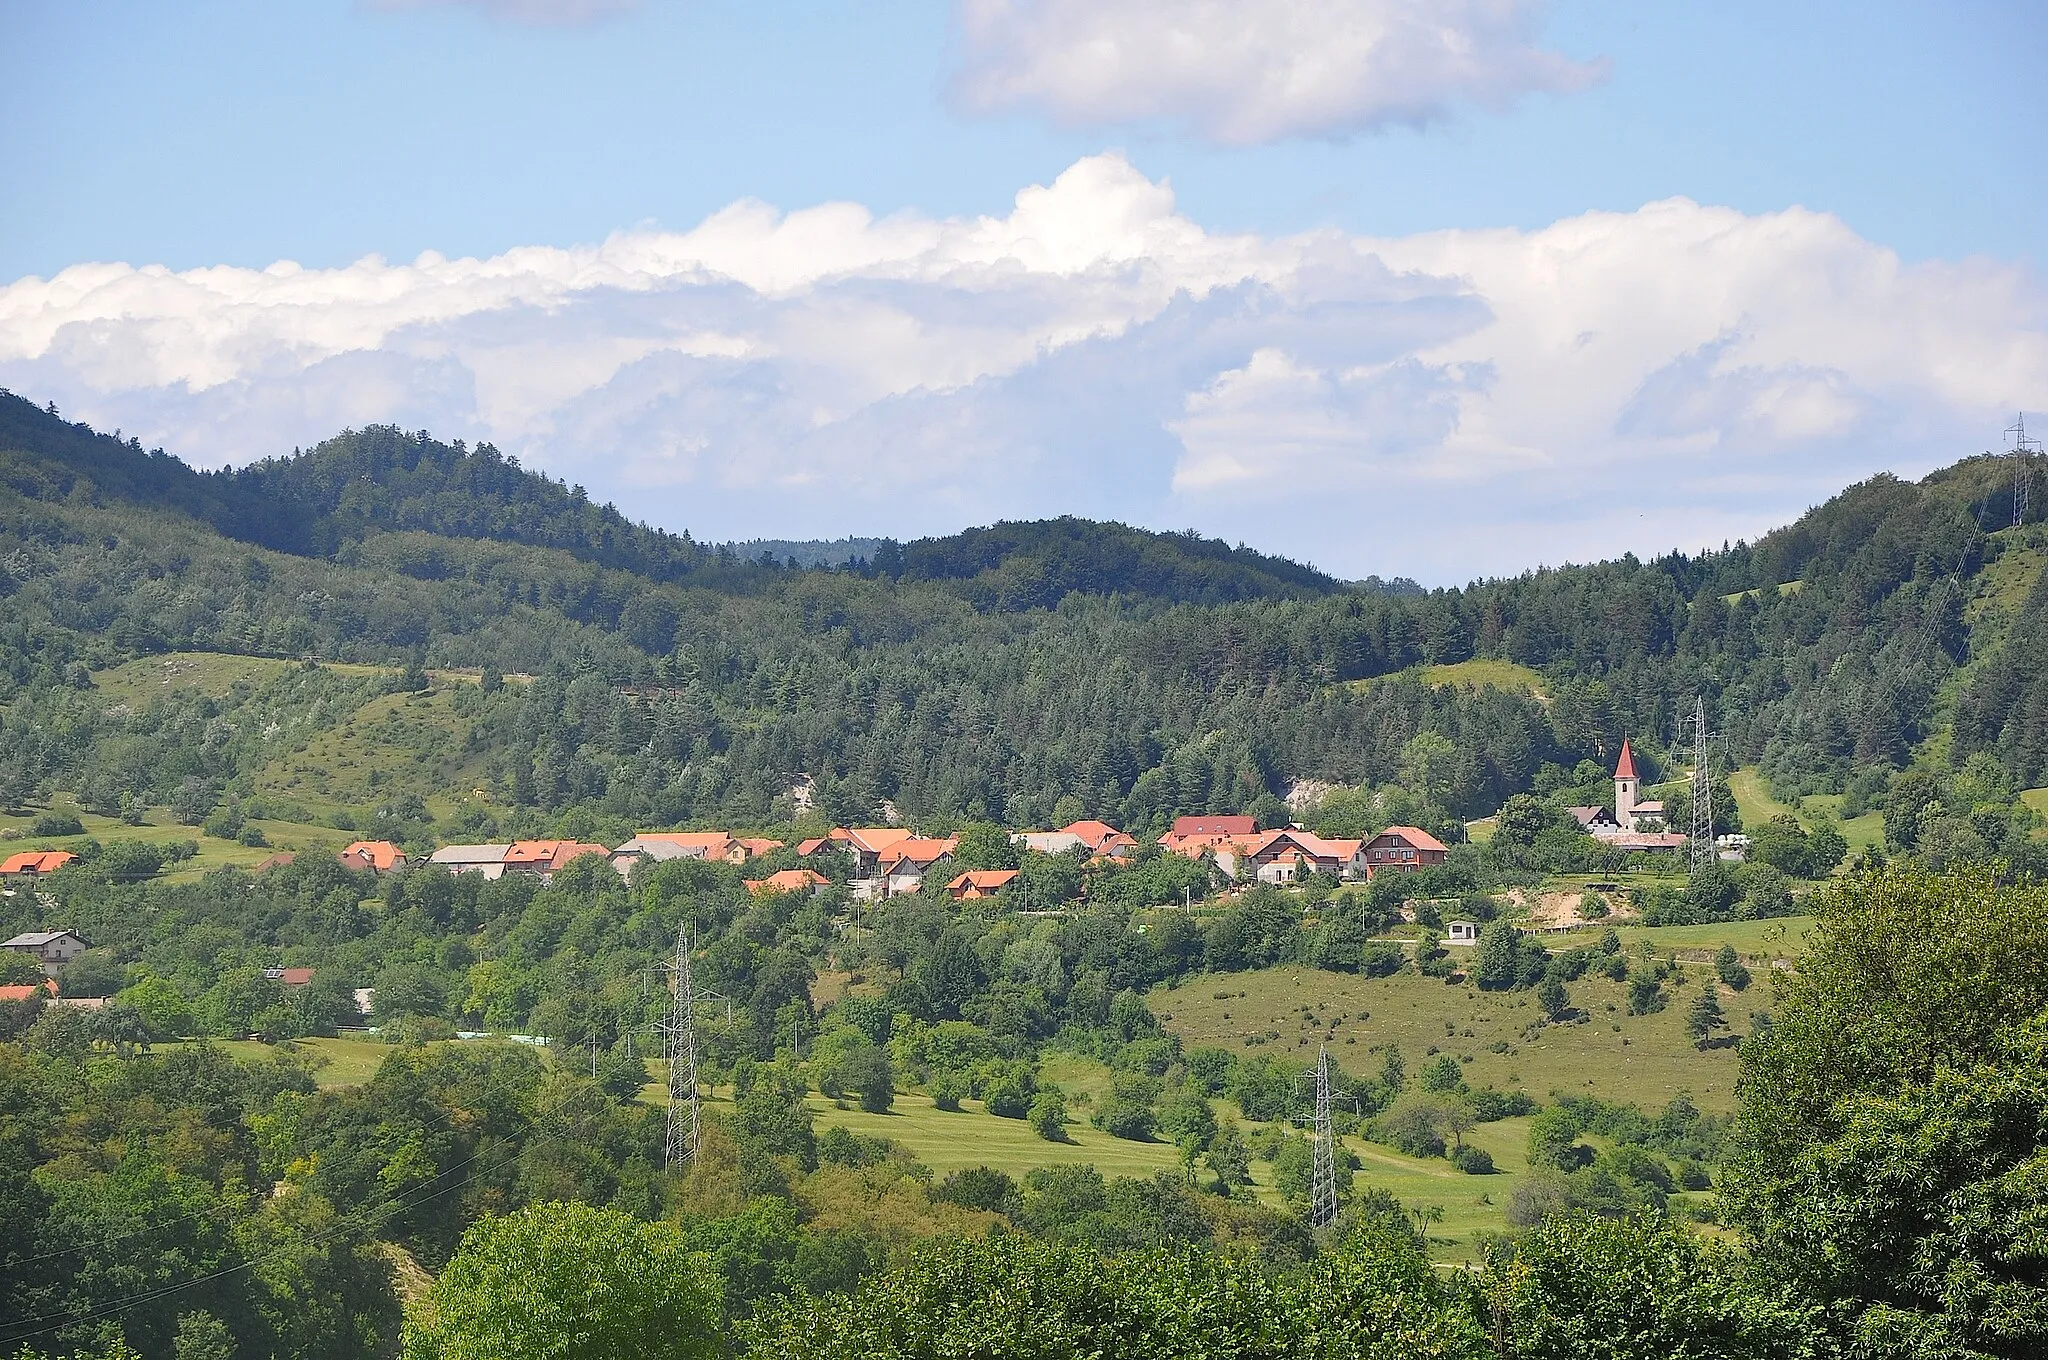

{"left": 1568, "top": 741, "right": 1687, "bottom": 853}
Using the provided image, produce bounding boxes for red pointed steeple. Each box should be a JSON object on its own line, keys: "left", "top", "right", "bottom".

{"left": 1614, "top": 740, "right": 1638, "bottom": 780}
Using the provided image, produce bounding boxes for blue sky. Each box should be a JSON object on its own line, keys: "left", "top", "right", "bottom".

{"left": 1, "top": 0, "right": 2043, "bottom": 580}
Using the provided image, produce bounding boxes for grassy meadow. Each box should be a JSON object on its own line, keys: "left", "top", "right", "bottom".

{"left": 248, "top": 685, "right": 499, "bottom": 825}
{"left": 0, "top": 793, "right": 350, "bottom": 884}
{"left": 209, "top": 1034, "right": 397, "bottom": 1087}
{"left": 1152, "top": 962, "right": 1757, "bottom": 1114}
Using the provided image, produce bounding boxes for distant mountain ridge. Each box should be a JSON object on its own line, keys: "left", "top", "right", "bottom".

{"left": 0, "top": 393, "right": 1336, "bottom": 608}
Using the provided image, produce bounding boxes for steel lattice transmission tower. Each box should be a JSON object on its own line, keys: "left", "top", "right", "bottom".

{"left": 1309, "top": 1046, "right": 1339, "bottom": 1230}
{"left": 1688, "top": 696, "right": 1715, "bottom": 875}
{"left": 662, "top": 912, "right": 702, "bottom": 1169}
{"left": 2008, "top": 413, "right": 2042, "bottom": 528}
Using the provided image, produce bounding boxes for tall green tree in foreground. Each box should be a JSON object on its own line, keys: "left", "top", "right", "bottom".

{"left": 1723, "top": 863, "right": 2048, "bottom": 1357}
{"left": 401, "top": 1203, "right": 723, "bottom": 1360}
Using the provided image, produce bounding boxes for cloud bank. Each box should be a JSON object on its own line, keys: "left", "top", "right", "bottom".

{"left": 2, "top": 155, "right": 2042, "bottom": 581}
{"left": 951, "top": 0, "right": 1608, "bottom": 143}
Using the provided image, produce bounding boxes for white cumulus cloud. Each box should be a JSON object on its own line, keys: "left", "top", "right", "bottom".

{"left": 950, "top": 0, "right": 1608, "bottom": 143}
{"left": 2, "top": 154, "right": 2042, "bottom": 582}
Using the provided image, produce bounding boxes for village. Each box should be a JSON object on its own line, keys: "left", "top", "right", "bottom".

{"left": 4, "top": 744, "right": 1724, "bottom": 997}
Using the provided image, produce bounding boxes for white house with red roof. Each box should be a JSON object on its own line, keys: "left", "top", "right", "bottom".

{"left": 876, "top": 837, "right": 958, "bottom": 897}
{"left": 502, "top": 840, "right": 609, "bottom": 881}
{"left": 946, "top": 869, "right": 1019, "bottom": 900}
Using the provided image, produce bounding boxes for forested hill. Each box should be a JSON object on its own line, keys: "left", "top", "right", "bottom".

{"left": 0, "top": 384, "right": 2044, "bottom": 843}
{"left": 0, "top": 393, "right": 1331, "bottom": 607}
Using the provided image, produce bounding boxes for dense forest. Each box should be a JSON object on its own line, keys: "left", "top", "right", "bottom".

{"left": 2, "top": 389, "right": 2045, "bottom": 845}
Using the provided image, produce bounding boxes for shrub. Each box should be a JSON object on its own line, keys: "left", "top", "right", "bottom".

{"left": 1027, "top": 1089, "right": 1069, "bottom": 1142}
{"left": 1628, "top": 973, "right": 1666, "bottom": 1015}
{"left": 1094, "top": 1102, "right": 1158, "bottom": 1142}
{"left": 30, "top": 811, "right": 84, "bottom": 837}
{"left": 1450, "top": 1145, "right": 1495, "bottom": 1174}
{"left": 930, "top": 1075, "right": 964, "bottom": 1111}
{"left": 1715, "top": 944, "right": 1753, "bottom": 992}
{"left": 982, "top": 1069, "right": 1033, "bottom": 1119}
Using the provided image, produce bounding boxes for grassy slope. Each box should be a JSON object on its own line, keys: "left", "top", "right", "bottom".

{"left": 1346, "top": 658, "right": 1548, "bottom": 700}
{"left": 1729, "top": 766, "right": 1889, "bottom": 862}
{"left": 1152, "top": 963, "right": 1753, "bottom": 1114}
{"left": 0, "top": 654, "right": 521, "bottom": 885}
{"left": 89, "top": 650, "right": 503, "bottom": 825}
{"left": 804, "top": 1054, "right": 1550, "bottom": 1261}
{"left": 201, "top": 1035, "right": 395, "bottom": 1087}
{"left": 198, "top": 1026, "right": 1721, "bottom": 1262}
{"left": 1726, "top": 769, "right": 1795, "bottom": 826}
{"left": 1419, "top": 659, "right": 1549, "bottom": 695}
{"left": 248, "top": 685, "right": 497, "bottom": 823}
{"left": 808, "top": 1091, "right": 1188, "bottom": 1181}
{"left": 0, "top": 795, "right": 349, "bottom": 883}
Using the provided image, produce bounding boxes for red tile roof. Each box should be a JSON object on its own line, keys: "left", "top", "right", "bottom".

{"left": 745, "top": 868, "right": 829, "bottom": 895}
{"left": 0, "top": 979, "right": 57, "bottom": 1003}
{"left": 1, "top": 851, "right": 77, "bottom": 875}
{"left": 1059, "top": 820, "right": 1135, "bottom": 852}
{"left": 340, "top": 841, "right": 406, "bottom": 872}
{"left": 879, "top": 837, "right": 958, "bottom": 868}
{"left": 841, "top": 827, "right": 915, "bottom": 855}
{"left": 1372, "top": 826, "right": 1449, "bottom": 853}
{"left": 1170, "top": 815, "right": 1256, "bottom": 838}
{"left": 1615, "top": 740, "right": 1638, "bottom": 780}
{"left": 946, "top": 869, "right": 1019, "bottom": 897}
{"left": 504, "top": 840, "right": 610, "bottom": 871}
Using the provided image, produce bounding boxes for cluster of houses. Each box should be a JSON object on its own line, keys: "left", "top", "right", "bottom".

{"left": 300, "top": 814, "right": 1454, "bottom": 901}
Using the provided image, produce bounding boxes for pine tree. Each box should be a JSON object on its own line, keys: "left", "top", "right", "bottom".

{"left": 1687, "top": 985, "right": 1728, "bottom": 1049}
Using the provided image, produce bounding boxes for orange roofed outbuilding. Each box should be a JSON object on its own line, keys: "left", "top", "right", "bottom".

{"left": 745, "top": 868, "right": 829, "bottom": 897}
{"left": 946, "top": 870, "right": 1018, "bottom": 900}
{"left": 1, "top": 851, "right": 77, "bottom": 878}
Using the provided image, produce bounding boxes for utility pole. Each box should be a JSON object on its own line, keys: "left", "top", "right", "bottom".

{"left": 662, "top": 910, "right": 702, "bottom": 1169}
{"left": 1310, "top": 1046, "right": 1338, "bottom": 1230}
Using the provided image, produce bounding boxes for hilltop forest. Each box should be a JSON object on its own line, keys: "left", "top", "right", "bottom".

{"left": 2, "top": 389, "right": 2045, "bottom": 847}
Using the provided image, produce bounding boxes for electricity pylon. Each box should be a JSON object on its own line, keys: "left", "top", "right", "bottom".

{"left": 661, "top": 912, "right": 701, "bottom": 1169}
{"left": 1310, "top": 1046, "right": 1339, "bottom": 1230}
{"left": 1688, "top": 696, "right": 1716, "bottom": 875}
